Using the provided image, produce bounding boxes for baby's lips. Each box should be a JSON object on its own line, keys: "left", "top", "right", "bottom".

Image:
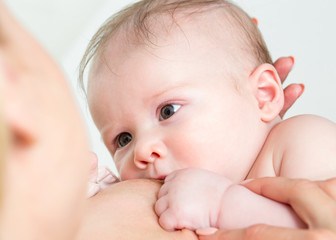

{"left": 156, "top": 175, "right": 167, "bottom": 181}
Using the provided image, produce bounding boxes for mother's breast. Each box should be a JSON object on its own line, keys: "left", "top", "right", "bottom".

{"left": 75, "top": 179, "right": 198, "bottom": 240}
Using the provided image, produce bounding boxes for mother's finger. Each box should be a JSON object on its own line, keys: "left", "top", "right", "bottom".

{"left": 273, "top": 56, "right": 294, "bottom": 83}
{"left": 243, "top": 178, "right": 336, "bottom": 230}
{"left": 279, "top": 83, "right": 304, "bottom": 118}
{"left": 317, "top": 178, "right": 336, "bottom": 200}
{"left": 198, "top": 224, "right": 336, "bottom": 240}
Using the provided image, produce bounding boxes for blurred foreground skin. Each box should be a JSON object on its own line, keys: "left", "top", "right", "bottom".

{"left": 0, "top": 65, "right": 6, "bottom": 215}
{"left": 0, "top": 1, "right": 89, "bottom": 240}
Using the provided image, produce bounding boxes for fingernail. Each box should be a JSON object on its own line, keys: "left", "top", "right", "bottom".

{"left": 299, "top": 83, "right": 305, "bottom": 91}
{"left": 240, "top": 178, "right": 254, "bottom": 185}
{"left": 196, "top": 227, "right": 218, "bottom": 236}
{"left": 289, "top": 56, "right": 295, "bottom": 64}
{"left": 251, "top": 17, "right": 258, "bottom": 25}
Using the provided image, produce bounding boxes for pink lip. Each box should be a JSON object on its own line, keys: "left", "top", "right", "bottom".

{"left": 156, "top": 176, "right": 166, "bottom": 181}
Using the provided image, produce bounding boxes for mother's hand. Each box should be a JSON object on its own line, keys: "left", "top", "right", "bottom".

{"left": 197, "top": 177, "right": 336, "bottom": 240}
{"left": 273, "top": 57, "right": 304, "bottom": 118}
{"left": 252, "top": 17, "right": 304, "bottom": 118}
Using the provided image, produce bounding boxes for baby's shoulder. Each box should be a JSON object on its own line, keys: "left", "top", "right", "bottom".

{"left": 268, "top": 114, "right": 336, "bottom": 179}
{"left": 275, "top": 114, "right": 335, "bottom": 131}
{"left": 270, "top": 114, "right": 336, "bottom": 141}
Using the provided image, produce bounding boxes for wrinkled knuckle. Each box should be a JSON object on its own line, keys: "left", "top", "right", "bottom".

{"left": 325, "top": 178, "right": 336, "bottom": 186}
{"left": 292, "top": 179, "right": 317, "bottom": 195}
{"left": 294, "top": 179, "right": 314, "bottom": 188}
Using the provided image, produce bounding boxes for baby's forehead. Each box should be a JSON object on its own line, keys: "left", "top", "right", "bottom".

{"left": 126, "top": 7, "right": 239, "bottom": 47}
{"left": 80, "top": 1, "right": 271, "bottom": 94}
{"left": 97, "top": 7, "right": 242, "bottom": 64}
{"left": 88, "top": 4, "right": 263, "bottom": 89}
{"left": 92, "top": 13, "right": 236, "bottom": 74}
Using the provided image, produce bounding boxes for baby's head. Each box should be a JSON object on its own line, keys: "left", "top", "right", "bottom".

{"left": 80, "top": 0, "right": 284, "bottom": 182}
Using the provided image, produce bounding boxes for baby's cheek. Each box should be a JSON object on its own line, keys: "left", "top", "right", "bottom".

{"left": 118, "top": 162, "right": 135, "bottom": 181}
{"left": 119, "top": 169, "right": 133, "bottom": 181}
{"left": 171, "top": 140, "right": 204, "bottom": 168}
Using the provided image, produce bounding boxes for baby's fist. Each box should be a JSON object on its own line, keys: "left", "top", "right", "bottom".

{"left": 155, "top": 168, "right": 231, "bottom": 231}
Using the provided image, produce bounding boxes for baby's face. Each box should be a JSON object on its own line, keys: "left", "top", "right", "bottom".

{"left": 88, "top": 23, "right": 267, "bottom": 182}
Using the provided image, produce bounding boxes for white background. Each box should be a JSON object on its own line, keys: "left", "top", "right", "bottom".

{"left": 5, "top": 0, "right": 336, "bottom": 171}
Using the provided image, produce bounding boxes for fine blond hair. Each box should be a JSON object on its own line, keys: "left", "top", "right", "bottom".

{"left": 79, "top": 0, "right": 272, "bottom": 91}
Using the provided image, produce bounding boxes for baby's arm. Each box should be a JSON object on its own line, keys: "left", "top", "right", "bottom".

{"left": 155, "top": 168, "right": 304, "bottom": 231}
{"left": 217, "top": 179, "right": 304, "bottom": 230}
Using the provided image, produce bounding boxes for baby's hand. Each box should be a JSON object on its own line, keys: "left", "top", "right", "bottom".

{"left": 87, "top": 152, "right": 119, "bottom": 198}
{"left": 155, "top": 168, "right": 232, "bottom": 231}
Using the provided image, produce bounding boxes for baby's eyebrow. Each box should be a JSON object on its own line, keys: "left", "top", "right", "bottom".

{"left": 150, "top": 83, "right": 191, "bottom": 100}
{"left": 100, "top": 122, "right": 119, "bottom": 143}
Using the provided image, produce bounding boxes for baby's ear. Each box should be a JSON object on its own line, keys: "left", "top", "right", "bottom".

{"left": 248, "top": 63, "right": 284, "bottom": 122}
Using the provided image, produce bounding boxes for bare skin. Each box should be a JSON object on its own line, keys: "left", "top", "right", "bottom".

{"left": 76, "top": 179, "right": 198, "bottom": 240}
{"left": 0, "top": 1, "right": 89, "bottom": 239}
{"left": 198, "top": 177, "right": 336, "bottom": 240}
{"left": 80, "top": 177, "right": 336, "bottom": 240}
{"left": 1, "top": 1, "right": 310, "bottom": 239}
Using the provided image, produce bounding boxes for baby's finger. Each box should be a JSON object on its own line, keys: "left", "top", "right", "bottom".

{"left": 158, "top": 210, "right": 178, "bottom": 231}
{"left": 157, "top": 182, "right": 170, "bottom": 198}
{"left": 154, "top": 195, "right": 169, "bottom": 217}
{"left": 164, "top": 171, "right": 177, "bottom": 183}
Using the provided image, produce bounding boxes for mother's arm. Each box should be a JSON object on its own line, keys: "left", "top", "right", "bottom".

{"left": 76, "top": 179, "right": 198, "bottom": 240}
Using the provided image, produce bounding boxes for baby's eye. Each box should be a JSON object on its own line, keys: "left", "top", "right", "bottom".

{"left": 159, "top": 104, "right": 181, "bottom": 121}
{"left": 117, "top": 132, "right": 132, "bottom": 148}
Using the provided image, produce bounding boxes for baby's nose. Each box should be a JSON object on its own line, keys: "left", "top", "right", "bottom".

{"left": 133, "top": 138, "right": 166, "bottom": 170}
{"left": 134, "top": 152, "right": 159, "bottom": 169}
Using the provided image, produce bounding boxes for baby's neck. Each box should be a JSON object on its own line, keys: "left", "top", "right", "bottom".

{"left": 269, "top": 115, "right": 283, "bottom": 129}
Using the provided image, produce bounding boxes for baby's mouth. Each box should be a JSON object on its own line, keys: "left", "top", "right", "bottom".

{"left": 156, "top": 176, "right": 166, "bottom": 181}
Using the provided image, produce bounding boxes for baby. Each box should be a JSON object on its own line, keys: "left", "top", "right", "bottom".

{"left": 81, "top": 0, "right": 336, "bottom": 231}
